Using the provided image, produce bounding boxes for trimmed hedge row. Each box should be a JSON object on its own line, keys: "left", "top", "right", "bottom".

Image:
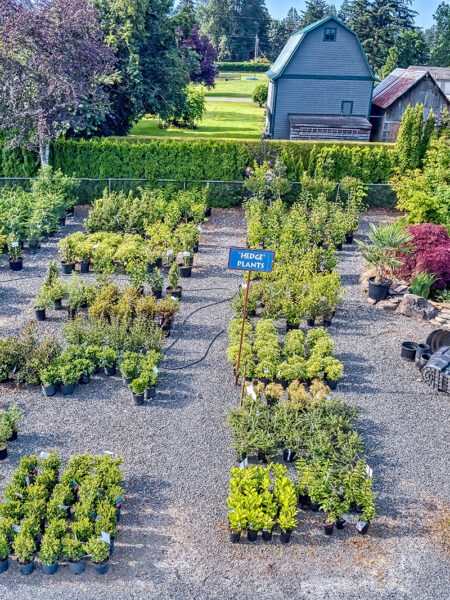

{"left": 0, "top": 138, "right": 397, "bottom": 186}
{"left": 217, "top": 62, "right": 269, "bottom": 73}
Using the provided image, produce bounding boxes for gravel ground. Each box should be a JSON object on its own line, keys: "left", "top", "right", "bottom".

{"left": 0, "top": 208, "right": 449, "bottom": 600}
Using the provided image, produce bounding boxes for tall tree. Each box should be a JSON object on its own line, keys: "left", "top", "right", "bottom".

{"left": 0, "top": 0, "right": 115, "bottom": 165}
{"left": 299, "top": 0, "right": 336, "bottom": 29}
{"left": 173, "top": 0, "right": 198, "bottom": 33}
{"left": 180, "top": 25, "right": 218, "bottom": 87}
{"left": 338, "top": 0, "right": 353, "bottom": 23}
{"left": 284, "top": 7, "right": 302, "bottom": 35}
{"left": 430, "top": 2, "right": 450, "bottom": 67}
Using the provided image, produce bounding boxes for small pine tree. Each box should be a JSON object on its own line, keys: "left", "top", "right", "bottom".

{"left": 410, "top": 104, "right": 424, "bottom": 169}
{"left": 307, "top": 145, "right": 319, "bottom": 177}
{"left": 420, "top": 110, "right": 436, "bottom": 165}
{"left": 437, "top": 106, "right": 450, "bottom": 138}
{"left": 395, "top": 105, "right": 414, "bottom": 171}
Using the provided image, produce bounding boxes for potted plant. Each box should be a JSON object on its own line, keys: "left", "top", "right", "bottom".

{"left": 7, "top": 233, "right": 23, "bottom": 271}
{"left": 74, "top": 239, "right": 93, "bottom": 273}
{"left": 149, "top": 268, "right": 164, "bottom": 299}
{"left": 155, "top": 297, "right": 180, "bottom": 333}
{"left": 323, "top": 357, "right": 343, "bottom": 390}
{"left": 27, "top": 223, "right": 43, "bottom": 252}
{"left": 100, "top": 348, "right": 118, "bottom": 376}
{"left": 13, "top": 530, "right": 36, "bottom": 575}
{"left": 38, "top": 532, "right": 61, "bottom": 574}
{"left": 228, "top": 507, "right": 246, "bottom": 544}
{"left": 6, "top": 403, "right": 24, "bottom": 440}
{"left": 246, "top": 507, "right": 263, "bottom": 542}
{"left": 0, "top": 534, "right": 11, "bottom": 574}
{"left": 0, "top": 418, "right": 13, "bottom": 461}
{"left": 61, "top": 535, "right": 86, "bottom": 574}
{"left": 261, "top": 513, "right": 276, "bottom": 542}
{"left": 47, "top": 278, "right": 67, "bottom": 310}
{"left": 142, "top": 368, "right": 158, "bottom": 400}
{"left": 177, "top": 251, "right": 193, "bottom": 278}
{"left": 130, "top": 377, "right": 146, "bottom": 406}
{"left": 119, "top": 352, "right": 143, "bottom": 386}
{"left": 167, "top": 263, "right": 182, "bottom": 299}
{"left": 74, "top": 358, "right": 95, "bottom": 384}
{"left": 264, "top": 382, "right": 283, "bottom": 405}
{"left": 66, "top": 273, "right": 86, "bottom": 318}
{"left": 40, "top": 366, "right": 61, "bottom": 397}
{"left": 34, "top": 288, "right": 52, "bottom": 321}
{"left": 58, "top": 363, "right": 80, "bottom": 395}
{"left": 319, "top": 493, "right": 342, "bottom": 535}
{"left": 356, "top": 222, "right": 413, "bottom": 301}
{"left": 85, "top": 345, "right": 103, "bottom": 374}
{"left": 58, "top": 236, "right": 77, "bottom": 274}
{"left": 86, "top": 537, "right": 110, "bottom": 575}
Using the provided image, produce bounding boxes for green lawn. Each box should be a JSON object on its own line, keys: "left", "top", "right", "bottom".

{"left": 128, "top": 100, "right": 265, "bottom": 140}
{"left": 207, "top": 73, "right": 268, "bottom": 98}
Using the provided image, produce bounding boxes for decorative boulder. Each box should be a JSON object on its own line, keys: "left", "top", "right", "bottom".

{"left": 396, "top": 294, "right": 439, "bottom": 321}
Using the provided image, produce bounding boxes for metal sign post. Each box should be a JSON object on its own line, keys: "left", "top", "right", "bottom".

{"left": 228, "top": 247, "right": 275, "bottom": 386}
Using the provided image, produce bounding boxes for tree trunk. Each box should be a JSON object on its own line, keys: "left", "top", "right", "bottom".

{"left": 39, "top": 141, "right": 50, "bottom": 167}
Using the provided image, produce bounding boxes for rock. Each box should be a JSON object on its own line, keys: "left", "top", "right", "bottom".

{"left": 377, "top": 300, "right": 398, "bottom": 311}
{"left": 367, "top": 297, "right": 377, "bottom": 305}
{"left": 434, "top": 316, "right": 446, "bottom": 324}
{"left": 396, "top": 294, "right": 439, "bottom": 321}
{"left": 390, "top": 284, "right": 409, "bottom": 295}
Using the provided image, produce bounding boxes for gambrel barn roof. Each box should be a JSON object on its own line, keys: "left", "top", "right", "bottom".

{"left": 266, "top": 16, "right": 376, "bottom": 81}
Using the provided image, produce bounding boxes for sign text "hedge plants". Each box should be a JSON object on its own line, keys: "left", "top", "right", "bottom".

{"left": 228, "top": 248, "right": 275, "bottom": 273}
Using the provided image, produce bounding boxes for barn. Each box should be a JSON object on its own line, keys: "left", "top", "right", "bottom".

{"left": 264, "top": 16, "right": 376, "bottom": 141}
{"left": 370, "top": 66, "right": 450, "bottom": 142}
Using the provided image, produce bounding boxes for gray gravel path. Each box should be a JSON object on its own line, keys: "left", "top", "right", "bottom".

{"left": 0, "top": 208, "right": 448, "bottom": 600}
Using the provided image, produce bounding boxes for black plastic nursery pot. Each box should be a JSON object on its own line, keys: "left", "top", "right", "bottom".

{"left": 336, "top": 518, "right": 347, "bottom": 530}
{"left": 42, "top": 384, "right": 57, "bottom": 397}
{"left": 61, "top": 262, "right": 75, "bottom": 274}
{"left": 356, "top": 520, "right": 370, "bottom": 535}
{"left": 60, "top": 383, "right": 75, "bottom": 395}
{"left": 68, "top": 560, "right": 85, "bottom": 575}
{"left": 368, "top": 277, "right": 391, "bottom": 301}
{"left": 257, "top": 451, "right": 267, "bottom": 463}
{"left": 80, "top": 374, "right": 91, "bottom": 385}
{"left": 59, "top": 217, "right": 66, "bottom": 227}
{"left": 147, "top": 262, "right": 157, "bottom": 274}
{"left": 283, "top": 449, "right": 296, "bottom": 463}
{"left": 401, "top": 341, "right": 417, "bottom": 361}
{"left": 323, "top": 316, "right": 333, "bottom": 327}
{"left": 335, "top": 242, "right": 343, "bottom": 251}
{"left": 79, "top": 261, "right": 90, "bottom": 274}
{"left": 179, "top": 266, "right": 192, "bottom": 278}
{"left": 345, "top": 233, "right": 354, "bottom": 244}
{"left": 306, "top": 317, "right": 316, "bottom": 327}
{"left": 9, "top": 259, "right": 23, "bottom": 271}
{"left": 54, "top": 299, "right": 63, "bottom": 310}
{"left": 93, "top": 560, "right": 110, "bottom": 575}
{"left": 418, "top": 353, "right": 431, "bottom": 371}
{"left": 275, "top": 378, "right": 288, "bottom": 389}
{"left": 247, "top": 529, "right": 258, "bottom": 542}
{"left": 162, "top": 320, "right": 172, "bottom": 335}
{"left": 152, "top": 288, "right": 162, "bottom": 300}
{"left": 156, "top": 257, "right": 163, "bottom": 268}
{"left": 67, "top": 205, "right": 75, "bottom": 216}
{"left": 67, "top": 308, "right": 77, "bottom": 320}
{"left": 19, "top": 560, "right": 35, "bottom": 575}
{"left": 324, "top": 522, "right": 335, "bottom": 535}
{"left": 0, "top": 446, "right": 8, "bottom": 461}
{"left": 167, "top": 287, "right": 182, "bottom": 299}
{"left": 204, "top": 207, "right": 212, "bottom": 218}
{"left": 8, "top": 428, "right": 18, "bottom": 441}
{"left": 310, "top": 501, "right": 320, "bottom": 512}
{"left": 262, "top": 529, "right": 273, "bottom": 542}
{"left": 104, "top": 365, "right": 116, "bottom": 376}
{"left": 230, "top": 530, "right": 241, "bottom": 543}
{"left": 193, "top": 243, "right": 199, "bottom": 253}
{"left": 35, "top": 308, "right": 46, "bottom": 321}
{"left": 298, "top": 493, "right": 310, "bottom": 508}
{"left": 327, "top": 379, "right": 338, "bottom": 391}
{"left": 42, "top": 562, "right": 58, "bottom": 575}
{"left": 0, "top": 558, "right": 8, "bottom": 574}
{"left": 145, "top": 387, "right": 156, "bottom": 400}
{"left": 416, "top": 343, "right": 431, "bottom": 361}
{"left": 280, "top": 529, "right": 292, "bottom": 544}
{"left": 286, "top": 321, "right": 299, "bottom": 331}
{"left": 133, "top": 393, "right": 144, "bottom": 406}
{"left": 28, "top": 244, "right": 41, "bottom": 254}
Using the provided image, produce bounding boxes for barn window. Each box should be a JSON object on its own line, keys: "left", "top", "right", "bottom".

{"left": 323, "top": 28, "right": 336, "bottom": 41}
{"left": 341, "top": 101, "right": 353, "bottom": 115}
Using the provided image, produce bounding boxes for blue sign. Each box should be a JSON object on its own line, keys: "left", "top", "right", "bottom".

{"left": 228, "top": 247, "right": 275, "bottom": 273}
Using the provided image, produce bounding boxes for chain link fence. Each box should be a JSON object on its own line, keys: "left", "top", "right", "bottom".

{"left": 0, "top": 177, "right": 398, "bottom": 209}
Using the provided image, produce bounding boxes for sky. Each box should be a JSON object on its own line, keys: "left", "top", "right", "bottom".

{"left": 266, "top": 0, "right": 441, "bottom": 30}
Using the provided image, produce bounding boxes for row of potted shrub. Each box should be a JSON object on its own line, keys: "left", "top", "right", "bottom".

{"left": 0, "top": 452, "right": 123, "bottom": 575}
{"left": 228, "top": 320, "right": 343, "bottom": 388}
{"left": 227, "top": 459, "right": 375, "bottom": 543}
{"left": 0, "top": 405, "right": 24, "bottom": 461}
{"left": 0, "top": 168, "right": 78, "bottom": 271}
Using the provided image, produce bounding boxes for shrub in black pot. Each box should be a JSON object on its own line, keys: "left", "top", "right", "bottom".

{"left": 13, "top": 531, "right": 36, "bottom": 575}
{"left": 87, "top": 537, "right": 110, "bottom": 575}
{"left": 345, "top": 233, "right": 354, "bottom": 244}
{"left": 40, "top": 365, "right": 60, "bottom": 397}
{"left": 39, "top": 532, "right": 60, "bottom": 575}
{"left": 167, "top": 264, "right": 182, "bottom": 299}
{"left": 0, "top": 535, "right": 11, "bottom": 574}
{"left": 130, "top": 377, "right": 146, "bottom": 405}
{"left": 61, "top": 535, "right": 85, "bottom": 574}
{"left": 100, "top": 347, "right": 118, "bottom": 376}
{"left": 58, "top": 363, "right": 81, "bottom": 395}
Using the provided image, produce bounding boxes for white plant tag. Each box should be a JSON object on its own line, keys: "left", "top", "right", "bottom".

{"left": 171, "top": 296, "right": 177, "bottom": 301}
{"left": 93, "top": 244, "right": 99, "bottom": 249}
{"left": 37, "top": 224, "right": 42, "bottom": 229}
{"left": 325, "top": 471, "right": 331, "bottom": 483}
{"left": 103, "top": 451, "right": 114, "bottom": 456}
{"left": 167, "top": 249, "right": 174, "bottom": 256}
{"left": 153, "top": 366, "right": 159, "bottom": 375}
{"left": 263, "top": 367, "right": 268, "bottom": 374}
{"left": 25, "top": 476, "right": 31, "bottom": 486}
{"left": 57, "top": 504, "right": 69, "bottom": 510}
{"left": 356, "top": 521, "right": 367, "bottom": 532}
{"left": 39, "top": 451, "right": 50, "bottom": 459}
{"left": 239, "top": 457, "right": 249, "bottom": 469}
{"left": 183, "top": 251, "right": 191, "bottom": 257}
{"left": 365, "top": 465, "right": 373, "bottom": 478}
{"left": 12, "top": 525, "right": 21, "bottom": 533}
{"left": 101, "top": 531, "right": 111, "bottom": 545}
{"left": 197, "top": 226, "right": 202, "bottom": 232}
{"left": 14, "top": 492, "right": 23, "bottom": 499}
{"left": 246, "top": 385, "right": 257, "bottom": 400}
{"left": 11, "top": 242, "right": 19, "bottom": 248}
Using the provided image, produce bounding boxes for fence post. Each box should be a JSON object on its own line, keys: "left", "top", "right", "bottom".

{"left": 108, "top": 179, "right": 112, "bottom": 194}
{"left": 183, "top": 181, "right": 187, "bottom": 190}
{"left": 335, "top": 183, "right": 340, "bottom": 202}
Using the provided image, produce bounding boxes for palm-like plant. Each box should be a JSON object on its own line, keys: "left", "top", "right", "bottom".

{"left": 356, "top": 221, "right": 413, "bottom": 283}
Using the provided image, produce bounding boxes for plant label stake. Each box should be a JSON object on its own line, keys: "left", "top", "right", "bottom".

{"left": 228, "top": 247, "right": 275, "bottom": 385}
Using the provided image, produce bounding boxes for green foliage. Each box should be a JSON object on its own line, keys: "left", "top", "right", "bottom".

{"left": 409, "top": 271, "right": 437, "bottom": 299}
{"left": 61, "top": 535, "right": 84, "bottom": 562}
{"left": 252, "top": 83, "right": 268, "bottom": 107}
{"left": 217, "top": 62, "right": 269, "bottom": 72}
{"left": 0, "top": 534, "right": 11, "bottom": 561}
{"left": 13, "top": 531, "right": 36, "bottom": 564}
{"left": 38, "top": 533, "right": 61, "bottom": 565}
{"left": 86, "top": 537, "right": 110, "bottom": 563}
{"left": 167, "top": 84, "right": 207, "bottom": 129}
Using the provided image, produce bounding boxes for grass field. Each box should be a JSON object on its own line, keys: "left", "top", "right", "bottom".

{"left": 128, "top": 100, "right": 265, "bottom": 140}
{"left": 207, "top": 73, "right": 268, "bottom": 98}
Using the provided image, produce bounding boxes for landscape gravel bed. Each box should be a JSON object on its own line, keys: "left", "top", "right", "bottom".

{"left": 0, "top": 208, "right": 448, "bottom": 599}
